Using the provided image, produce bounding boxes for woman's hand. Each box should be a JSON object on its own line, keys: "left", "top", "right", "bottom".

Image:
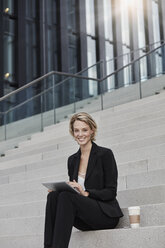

{"left": 68, "top": 180, "right": 89, "bottom": 197}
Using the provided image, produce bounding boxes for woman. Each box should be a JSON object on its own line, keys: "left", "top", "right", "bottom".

{"left": 44, "top": 112, "right": 123, "bottom": 248}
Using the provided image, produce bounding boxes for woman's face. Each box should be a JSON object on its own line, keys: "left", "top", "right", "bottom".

{"left": 73, "top": 120, "right": 93, "bottom": 146}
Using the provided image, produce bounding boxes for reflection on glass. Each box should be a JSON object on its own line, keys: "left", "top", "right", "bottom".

{"left": 106, "top": 43, "right": 115, "bottom": 91}
{"left": 87, "top": 37, "right": 97, "bottom": 96}
{"left": 3, "top": 35, "right": 15, "bottom": 84}
{"left": 67, "top": 0, "right": 78, "bottom": 73}
{"left": 67, "top": 0, "right": 76, "bottom": 32}
{"left": 121, "top": 0, "right": 130, "bottom": 47}
{"left": 103, "top": 0, "right": 115, "bottom": 91}
{"left": 46, "top": 0, "right": 58, "bottom": 73}
{"left": 152, "top": 0, "right": 162, "bottom": 76}
{"left": 25, "top": 0, "right": 37, "bottom": 18}
{"left": 103, "top": 0, "right": 113, "bottom": 41}
{"left": 26, "top": 22, "right": 38, "bottom": 83}
{"left": 68, "top": 34, "right": 78, "bottom": 73}
{"left": 120, "top": 0, "right": 132, "bottom": 86}
{"left": 136, "top": 0, "right": 147, "bottom": 81}
{"left": 85, "top": 0, "right": 95, "bottom": 36}
{"left": 85, "top": 0, "right": 97, "bottom": 96}
{"left": 3, "top": 0, "right": 15, "bottom": 15}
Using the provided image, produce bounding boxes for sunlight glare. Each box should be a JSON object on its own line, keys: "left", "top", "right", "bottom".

{"left": 122, "top": 0, "right": 135, "bottom": 9}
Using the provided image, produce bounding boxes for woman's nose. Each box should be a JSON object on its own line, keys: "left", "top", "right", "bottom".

{"left": 78, "top": 131, "right": 83, "bottom": 136}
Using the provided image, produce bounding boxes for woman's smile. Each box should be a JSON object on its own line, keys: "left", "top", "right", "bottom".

{"left": 73, "top": 120, "right": 93, "bottom": 146}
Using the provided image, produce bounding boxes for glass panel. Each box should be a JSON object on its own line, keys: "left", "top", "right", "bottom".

{"left": 121, "top": 0, "right": 130, "bottom": 46}
{"left": 136, "top": 0, "right": 146, "bottom": 49}
{"left": 73, "top": 78, "right": 102, "bottom": 114}
{"left": 54, "top": 79, "right": 75, "bottom": 124}
{"left": 105, "top": 43, "right": 115, "bottom": 91}
{"left": 5, "top": 94, "right": 42, "bottom": 140}
{"left": 102, "top": 61, "right": 140, "bottom": 110}
{"left": 41, "top": 76, "right": 101, "bottom": 126}
{"left": 123, "top": 52, "right": 132, "bottom": 86}
{"left": 67, "top": 0, "right": 78, "bottom": 73}
{"left": 139, "top": 56, "right": 148, "bottom": 82}
{"left": 3, "top": 0, "right": 15, "bottom": 15}
{"left": 68, "top": 34, "right": 78, "bottom": 73}
{"left": 26, "top": 18, "right": 38, "bottom": 83}
{"left": 0, "top": 113, "right": 5, "bottom": 141}
{"left": 101, "top": 43, "right": 165, "bottom": 110}
{"left": 152, "top": 0, "right": 161, "bottom": 44}
{"left": 151, "top": 0, "right": 162, "bottom": 76}
{"left": 47, "top": 0, "right": 57, "bottom": 25}
{"left": 85, "top": 0, "right": 95, "bottom": 36}
{"left": 155, "top": 47, "right": 163, "bottom": 76}
{"left": 46, "top": 0, "right": 58, "bottom": 72}
{"left": 3, "top": 19, "right": 16, "bottom": 84}
{"left": 25, "top": 0, "right": 37, "bottom": 19}
{"left": 67, "top": 0, "right": 76, "bottom": 32}
{"left": 87, "top": 37, "right": 97, "bottom": 94}
{"left": 103, "top": 0, "right": 113, "bottom": 41}
{"left": 141, "top": 46, "right": 165, "bottom": 98}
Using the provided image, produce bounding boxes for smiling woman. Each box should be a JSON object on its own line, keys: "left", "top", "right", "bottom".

{"left": 44, "top": 112, "right": 123, "bottom": 248}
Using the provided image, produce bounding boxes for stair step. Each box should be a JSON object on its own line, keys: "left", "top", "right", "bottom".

{"left": 0, "top": 225, "right": 165, "bottom": 248}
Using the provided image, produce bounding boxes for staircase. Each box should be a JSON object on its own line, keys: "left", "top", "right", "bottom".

{"left": 0, "top": 91, "right": 165, "bottom": 247}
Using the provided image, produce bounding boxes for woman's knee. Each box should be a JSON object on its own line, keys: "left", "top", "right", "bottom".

{"left": 47, "top": 191, "right": 59, "bottom": 202}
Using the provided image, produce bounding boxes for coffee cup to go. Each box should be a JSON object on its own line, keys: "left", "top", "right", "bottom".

{"left": 128, "top": 206, "right": 140, "bottom": 228}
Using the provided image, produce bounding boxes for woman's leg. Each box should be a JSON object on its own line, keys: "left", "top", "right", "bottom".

{"left": 51, "top": 191, "right": 119, "bottom": 248}
{"left": 44, "top": 191, "right": 60, "bottom": 248}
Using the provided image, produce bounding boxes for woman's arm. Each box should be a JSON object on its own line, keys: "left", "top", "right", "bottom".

{"left": 87, "top": 149, "right": 118, "bottom": 201}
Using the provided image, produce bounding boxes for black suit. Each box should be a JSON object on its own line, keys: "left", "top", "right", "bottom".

{"left": 44, "top": 142, "right": 123, "bottom": 248}
{"left": 68, "top": 142, "right": 123, "bottom": 218}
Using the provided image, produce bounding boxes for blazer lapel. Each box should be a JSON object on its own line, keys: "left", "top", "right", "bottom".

{"left": 85, "top": 142, "right": 98, "bottom": 182}
{"left": 72, "top": 142, "right": 98, "bottom": 182}
{"left": 72, "top": 149, "right": 81, "bottom": 181}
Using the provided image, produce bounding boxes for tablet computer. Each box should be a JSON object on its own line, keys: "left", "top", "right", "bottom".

{"left": 42, "top": 181, "right": 79, "bottom": 194}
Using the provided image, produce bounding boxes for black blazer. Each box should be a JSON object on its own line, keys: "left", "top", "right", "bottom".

{"left": 67, "top": 142, "right": 123, "bottom": 218}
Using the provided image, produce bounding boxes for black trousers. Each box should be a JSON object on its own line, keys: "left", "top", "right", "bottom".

{"left": 44, "top": 191, "right": 119, "bottom": 248}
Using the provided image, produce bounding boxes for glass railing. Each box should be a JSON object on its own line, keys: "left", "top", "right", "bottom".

{"left": 0, "top": 43, "right": 165, "bottom": 141}
{"left": 0, "top": 72, "right": 100, "bottom": 140}
{"left": 101, "top": 43, "right": 165, "bottom": 110}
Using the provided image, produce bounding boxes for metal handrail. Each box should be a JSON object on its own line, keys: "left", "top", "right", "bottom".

{"left": 0, "top": 71, "right": 99, "bottom": 103}
{"left": 0, "top": 40, "right": 164, "bottom": 114}
{"left": 8, "top": 42, "right": 165, "bottom": 114}
{"left": 100, "top": 41, "right": 165, "bottom": 82}
{"left": 1, "top": 40, "right": 163, "bottom": 103}
{"left": 105, "top": 40, "right": 165, "bottom": 63}
{"left": 1, "top": 42, "right": 164, "bottom": 105}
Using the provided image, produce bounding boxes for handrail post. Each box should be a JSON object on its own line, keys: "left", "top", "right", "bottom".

{"left": 73, "top": 78, "right": 76, "bottom": 113}
{"left": 40, "top": 94, "right": 44, "bottom": 132}
{"left": 4, "top": 112, "right": 7, "bottom": 140}
{"left": 138, "top": 59, "right": 142, "bottom": 99}
{"left": 100, "top": 60, "right": 105, "bottom": 111}
{"left": 52, "top": 74, "right": 56, "bottom": 124}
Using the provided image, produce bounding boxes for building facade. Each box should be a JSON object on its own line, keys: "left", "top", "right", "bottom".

{"left": 0, "top": 0, "right": 165, "bottom": 121}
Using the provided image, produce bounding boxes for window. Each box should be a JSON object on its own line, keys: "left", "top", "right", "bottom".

{"left": 85, "top": 0, "right": 97, "bottom": 96}
{"left": 120, "top": 0, "right": 132, "bottom": 86}
{"left": 137, "top": 0, "right": 147, "bottom": 81}
{"left": 152, "top": 0, "right": 162, "bottom": 75}
{"left": 103, "top": 0, "right": 115, "bottom": 90}
{"left": 67, "top": 0, "right": 78, "bottom": 73}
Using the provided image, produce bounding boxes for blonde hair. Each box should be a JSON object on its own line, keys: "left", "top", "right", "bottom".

{"left": 69, "top": 112, "right": 97, "bottom": 141}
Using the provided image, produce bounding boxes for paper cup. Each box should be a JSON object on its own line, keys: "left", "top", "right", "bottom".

{"left": 128, "top": 206, "right": 140, "bottom": 228}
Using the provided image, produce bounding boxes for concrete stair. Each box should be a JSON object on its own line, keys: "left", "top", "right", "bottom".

{"left": 0, "top": 91, "right": 165, "bottom": 247}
